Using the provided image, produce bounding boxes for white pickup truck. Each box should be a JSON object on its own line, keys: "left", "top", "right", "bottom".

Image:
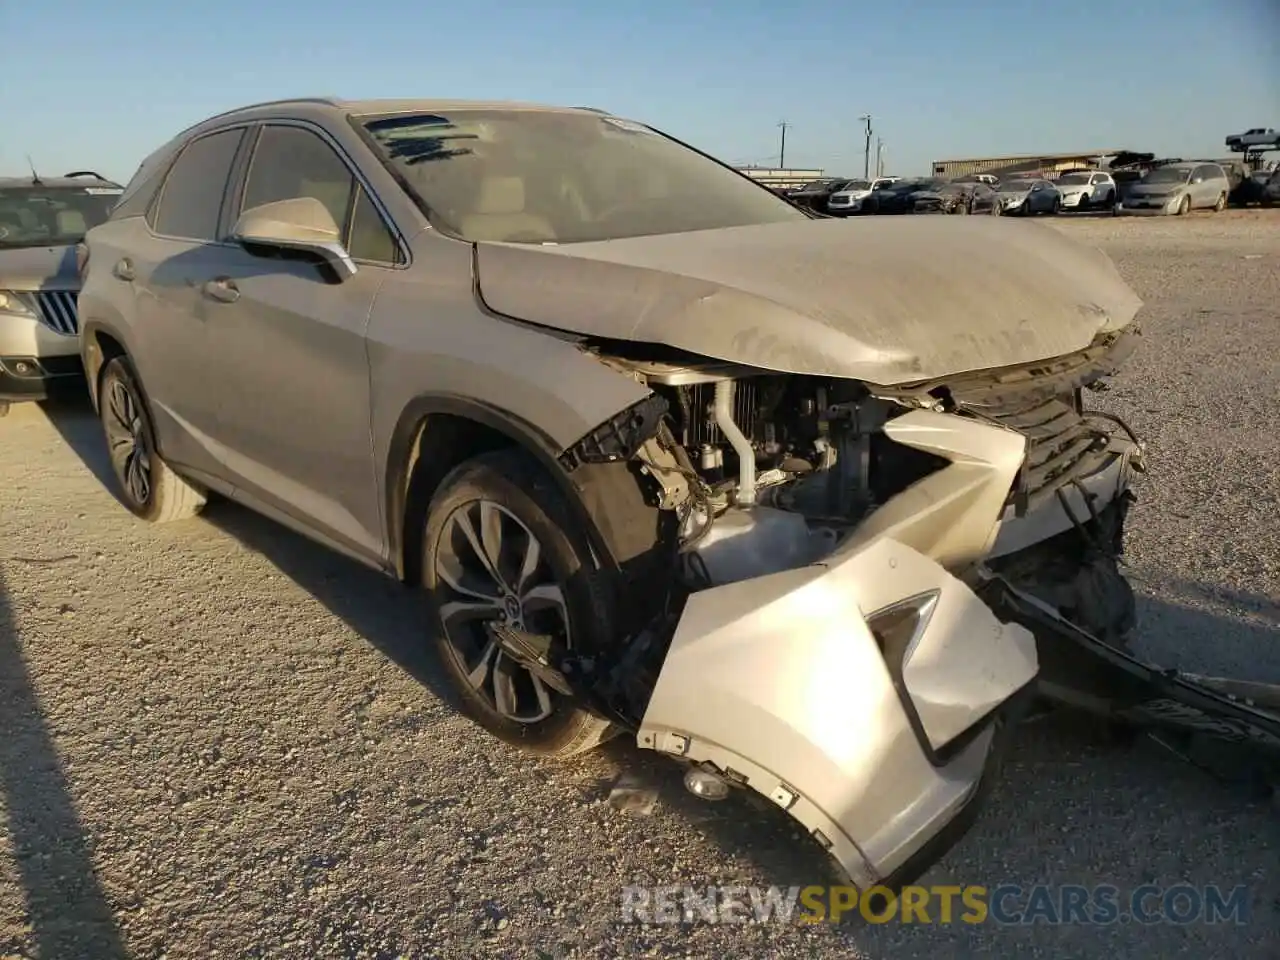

{"left": 826, "top": 176, "right": 901, "bottom": 215}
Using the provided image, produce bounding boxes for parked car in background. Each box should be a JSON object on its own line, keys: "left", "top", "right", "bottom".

{"left": 861, "top": 178, "right": 942, "bottom": 214}
{"left": 1262, "top": 168, "right": 1280, "bottom": 207}
{"left": 1120, "top": 162, "right": 1230, "bottom": 215}
{"left": 0, "top": 171, "right": 123, "bottom": 415}
{"left": 1225, "top": 127, "right": 1279, "bottom": 150}
{"left": 910, "top": 180, "right": 1001, "bottom": 215}
{"left": 994, "top": 178, "right": 1062, "bottom": 216}
{"left": 952, "top": 174, "right": 1000, "bottom": 187}
{"left": 826, "top": 176, "right": 900, "bottom": 215}
{"left": 1110, "top": 169, "right": 1146, "bottom": 208}
{"left": 1218, "top": 167, "right": 1269, "bottom": 207}
{"left": 76, "top": 96, "right": 1150, "bottom": 892}
{"left": 1053, "top": 170, "right": 1116, "bottom": 211}
{"left": 786, "top": 178, "right": 855, "bottom": 212}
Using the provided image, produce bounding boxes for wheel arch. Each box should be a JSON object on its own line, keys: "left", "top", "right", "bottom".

{"left": 386, "top": 393, "right": 649, "bottom": 587}
{"left": 80, "top": 320, "right": 131, "bottom": 412}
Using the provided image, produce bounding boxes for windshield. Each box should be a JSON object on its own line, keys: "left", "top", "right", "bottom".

{"left": 1055, "top": 174, "right": 1092, "bottom": 186}
{"left": 1001, "top": 180, "right": 1035, "bottom": 192}
{"left": 1143, "top": 166, "right": 1192, "bottom": 184}
{"left": 0, "top": 185, "right": 120, "bottom": 248}
{"left": 839, "top": 180, "right": 871, "bottom": 192}
{"left": 363, "top": 110, "right": 806, "bottom": 243}
{"left": 795, "top": 180, "right": 833, "bottom": 192}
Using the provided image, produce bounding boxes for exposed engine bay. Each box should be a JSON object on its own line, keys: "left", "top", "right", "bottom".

{"left": 566, "top": 329, "right": 1144, "bottom": 628}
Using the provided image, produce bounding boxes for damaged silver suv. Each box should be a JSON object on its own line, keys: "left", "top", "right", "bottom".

{"left": 79, "top": 98, "right": 1145, "bottom": 889}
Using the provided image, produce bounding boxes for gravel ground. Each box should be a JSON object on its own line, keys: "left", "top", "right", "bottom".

{"left": 1, "top": 209, "right": 1278, "bottom": 959}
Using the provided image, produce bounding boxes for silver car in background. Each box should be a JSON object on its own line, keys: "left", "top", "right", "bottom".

{"left": 994, "top": 178, "right": 1061, "bottom": 216}
{"left": 1121, "top": 162, "right": 1231, "bottom": 215}
{"left": 0, "top": 172, "right": 122, "bottom": 415}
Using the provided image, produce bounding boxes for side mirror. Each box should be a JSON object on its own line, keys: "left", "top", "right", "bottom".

{"left": 231, "top": 197, "right": 357, "bottom": 281}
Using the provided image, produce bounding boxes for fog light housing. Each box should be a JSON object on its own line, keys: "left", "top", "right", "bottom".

{"left": 683, "top": 767, "right": 731, "bottom": 801}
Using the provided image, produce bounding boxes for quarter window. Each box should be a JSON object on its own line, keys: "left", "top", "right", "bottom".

{"left": 240, "top": 125, "right": 400, "bottom": 264}
{"left": 152, "top": 128, "right": 245, "bottom": 240}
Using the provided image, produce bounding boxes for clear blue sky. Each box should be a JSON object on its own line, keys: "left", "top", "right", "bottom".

{"left": 7, "top": 0, "right": 1279, "bottom": 182}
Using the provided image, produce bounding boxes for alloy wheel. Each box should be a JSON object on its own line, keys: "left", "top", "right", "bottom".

{"left": 434, "top": 499, "right": 568, "bottom": 724}
{"left": 103, "top": 376, "right": 153, "bottom": 506}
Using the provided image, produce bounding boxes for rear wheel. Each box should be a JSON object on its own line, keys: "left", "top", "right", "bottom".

{"left": 98, "top": 357, "right": 206, "bottom": 522}
{"left": 421, "top": 448, "right": 617, "bottom": 758}
{"left": 1213, "top": 192, "right": 1227, "bottom": 212}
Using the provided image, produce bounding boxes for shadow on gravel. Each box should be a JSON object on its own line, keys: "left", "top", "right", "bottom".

{"left": 36, "top": 394, "right": 1280, "bottom": 949}
{"left": 0, "top": 569, "right": 128, "bottom": 959}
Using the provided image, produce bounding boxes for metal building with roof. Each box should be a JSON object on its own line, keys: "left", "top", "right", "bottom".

{"left": 932, "top": 151, "right": 1123, "bottom": 180}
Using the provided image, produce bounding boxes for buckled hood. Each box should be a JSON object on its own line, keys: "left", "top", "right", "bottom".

{"left": 473, "top": 216, "right": 1143, "bottom": 385}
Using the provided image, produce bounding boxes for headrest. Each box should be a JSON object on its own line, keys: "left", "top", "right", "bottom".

{"left": 474, "top": 177, "right": 525, "bottom": 215}
{"left": 57, "top": 210, "right": 87, "bottom": 234}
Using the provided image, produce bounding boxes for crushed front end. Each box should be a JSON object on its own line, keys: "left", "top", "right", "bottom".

{"left": 538, "top": 329, "right": 1144, "bottom": 887}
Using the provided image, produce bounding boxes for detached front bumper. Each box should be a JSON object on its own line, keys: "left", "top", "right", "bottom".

{"left": 637, "top": 535, "right": 1038, "bottom": 887}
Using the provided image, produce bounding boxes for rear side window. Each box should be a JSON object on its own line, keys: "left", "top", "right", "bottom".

{"left": 111, "top": 146, "right": 179, "bottom": 222}
{"left": 152, "top": 128, "right": 245, "bottom": 241}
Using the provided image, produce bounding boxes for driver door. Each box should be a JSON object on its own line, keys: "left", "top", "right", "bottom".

{"left": 200, "top": 122, "right": 403, "bottom": 564}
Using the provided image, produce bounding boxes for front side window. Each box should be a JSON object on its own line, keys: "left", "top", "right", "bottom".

{"left": 0, "top": 184, "right": 121, "bottom": 248}
{"left": 240, "top": 124, "right": 399, "bottom": 263}
{"left": 152, "top": 128, "right": 245, "bottom": 240}
{"left": 361, "top": 109, "right": 805, "bottom": 244}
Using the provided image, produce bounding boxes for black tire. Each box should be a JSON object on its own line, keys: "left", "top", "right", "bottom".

{"left": 421, "top": 448, "right": 617, "bottom": 758}
{"left": 1051, "top": 197, "right": 1062, "bottom": 216}
{"left": 1176, "top": 193, "right": 1191, "bottom": 216}
{"left": 97, "top": 357, "right": 206, "bottom": 522}
{"left": 1213, "top": 193, "right": 1226, "bottom": 212}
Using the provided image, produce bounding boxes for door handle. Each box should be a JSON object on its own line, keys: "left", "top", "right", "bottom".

{"left": 201, "top": 277, "right": 240, "bottom": 304}
{"left": 113, "top": 258, "right": 135, "bottom": 281}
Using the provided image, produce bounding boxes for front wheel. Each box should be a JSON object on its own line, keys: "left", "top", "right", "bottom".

{"left": 1176, "top": 194, "right": 1191, "bottom": 216}
{"left": 97, "top": 357, "right": 206, "bottom": 522}
{"left": 1050, "top": 197, "right": 1062, "bottom": 215}
{"left": 421, "top": 448, "right": 618, "bottom": 758}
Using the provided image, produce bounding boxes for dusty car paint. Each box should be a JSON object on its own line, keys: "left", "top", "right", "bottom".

{"left": 77, "top": 96, "right": 1148, "bottom": 891}
{"left": 473, "top": 216, "right": 1142, "bottom": 384}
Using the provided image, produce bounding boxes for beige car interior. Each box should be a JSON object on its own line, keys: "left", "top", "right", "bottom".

{"left": 458, "top": 176, "right": 555, "bottom": 242}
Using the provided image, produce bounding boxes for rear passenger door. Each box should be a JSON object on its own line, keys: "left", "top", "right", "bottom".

{"left": 202, "top": 121, "right": 404, "bottom": 564}
{"left": 130, "top": 126, "right": 249, "bottom": 479}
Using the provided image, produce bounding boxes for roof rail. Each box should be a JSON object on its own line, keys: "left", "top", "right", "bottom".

{"left": 170, "top": 96, "right": 343, "bottom": 138}
{"left": 63, "top": 170, "right": 110, "bottom": 181}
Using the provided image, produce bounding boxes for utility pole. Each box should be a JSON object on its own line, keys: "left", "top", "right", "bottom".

{"left": 858, "top": 115, "right": 873, "bottom": 179}
{"left": 777, "top": 121, "right": 789, "bottom": 169}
